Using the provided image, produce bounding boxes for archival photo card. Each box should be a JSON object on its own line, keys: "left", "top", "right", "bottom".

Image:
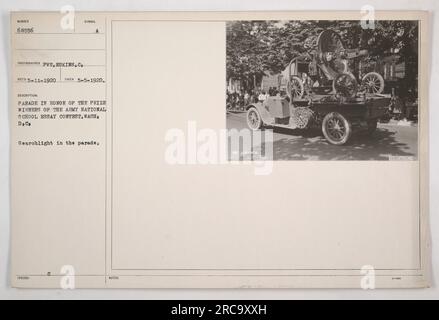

{"left": 10, "top": 11, "right": 429, "bottom": 289}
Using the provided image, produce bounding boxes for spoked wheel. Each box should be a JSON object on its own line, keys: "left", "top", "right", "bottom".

{"left": 322, "top": 112, "right": 352, "bottom": 145}
{"left": 361, "top": 72, "right": 384, "bottom": 94}
{"left": 246, "top": 107, "right": 263, "bottom": 130}
{"left": 333, "top": 73, "right": 358, "bottom": 98}
{"left": 289, "top": 76, "right": 305, "bottom": 99}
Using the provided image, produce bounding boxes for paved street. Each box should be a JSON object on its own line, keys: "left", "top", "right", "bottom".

{"left": 227, "top": 112, "right": 418, "bottom": 161}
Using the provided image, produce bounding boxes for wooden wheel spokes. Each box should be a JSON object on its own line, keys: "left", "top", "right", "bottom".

{"left": 334, "top": 73, "right": 358, "bottom": 98}
{"left": 290, "top": 76, "right": 305, "bottom": 99}
{"left": 326, "top": 117, "right": 346, "bottom": 141}
{"left": 366, "top": 75, "right": 381, "bottom": 92}
{"left": 362, "top": 72, "right": 385, "bottom": 94}
{"left": 321, "top": 112, "right": 351, "bottom": 145}
{"left": 247, "top": 108, "right": 262, "bottom": 130}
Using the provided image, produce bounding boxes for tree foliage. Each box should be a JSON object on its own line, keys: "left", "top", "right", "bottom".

{"left": 226, "top": 20, "right": 418, "bottom": 95}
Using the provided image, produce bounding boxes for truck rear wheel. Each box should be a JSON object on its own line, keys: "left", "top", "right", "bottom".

{"left": 322, "top": 112, "right": 352, "bottom": 145}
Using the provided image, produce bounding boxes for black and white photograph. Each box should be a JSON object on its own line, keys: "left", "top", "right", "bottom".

{"left": 226, "top": 20, "right": 419, "bottom": 160}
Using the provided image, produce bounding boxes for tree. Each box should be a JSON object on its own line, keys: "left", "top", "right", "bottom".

{"left": 226, "top": 20, "right": 418, "bottom": 96}
{"left": 226, "top": 21, "right": 275, "bottom": 90}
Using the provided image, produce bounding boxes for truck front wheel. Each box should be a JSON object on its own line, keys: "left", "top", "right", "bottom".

{"left": 246, "top": 107, "right": 263, "bottom": 130}
{"left": 322, "top": 112, "right": 352, "bottom": 145}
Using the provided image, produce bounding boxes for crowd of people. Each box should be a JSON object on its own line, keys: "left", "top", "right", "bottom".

{"left": 226, "top": 87, "right": 286, "bottom": 111}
